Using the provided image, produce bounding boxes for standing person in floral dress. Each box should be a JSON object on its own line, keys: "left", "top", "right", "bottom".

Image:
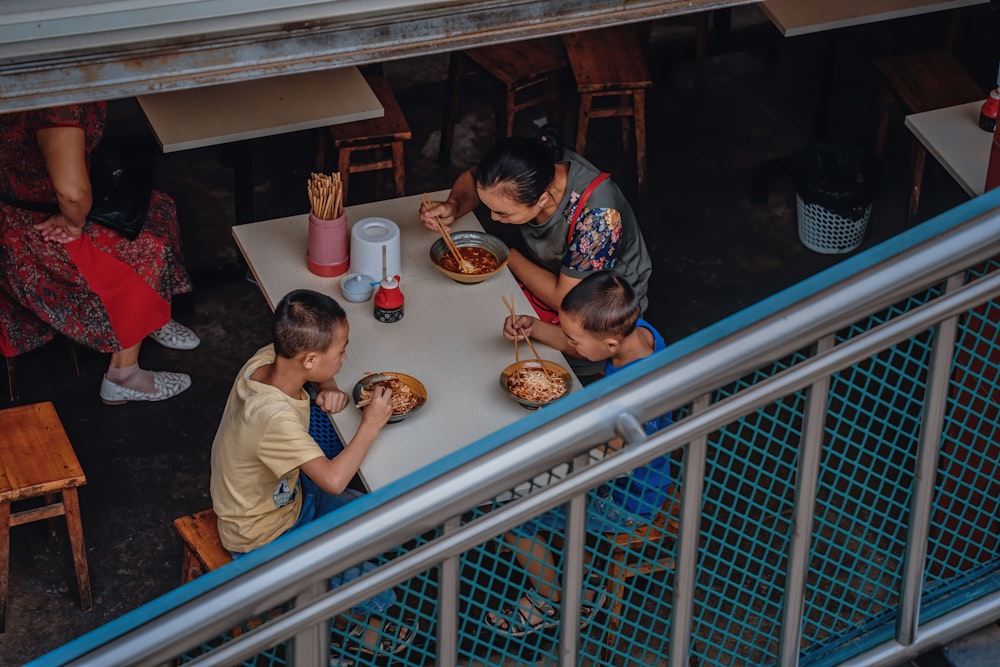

{"left": 0, "top": 102, "right": 198, "bottom": 403}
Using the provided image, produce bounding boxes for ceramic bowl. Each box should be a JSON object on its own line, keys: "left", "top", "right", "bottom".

{"left": 499, "top": 359, "right": 572, "bottom": 409}
{"left": 352, "top": 372, "right": 427, "bottom": 423}
{"left": 429, "top": 231, "right": 509, "bottom": 284}
{"left": 340, "top": 273, "right": 375, "bottom": 302}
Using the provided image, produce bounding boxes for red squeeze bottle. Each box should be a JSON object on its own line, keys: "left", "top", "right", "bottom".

{"left": 986, "top": 116, "right": 1000, "bottom": 192}
{"left": 373, "top": 276, "right": 404, "bottom": 323}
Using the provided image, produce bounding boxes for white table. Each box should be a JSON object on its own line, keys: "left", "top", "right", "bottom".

{"left": 906, "top": 101, "right": 991, "bottom": 198}
{"left": 138, "top": 67, "right": 384, "bottom": 223}
{"left": 233, "top": 193, "right": 581, "bottom": 492}
{"left": 137, "top": 67, "right": 382, "bottom": 153}
{"left": 761, "top": 0, "right": 987, "bottom": 37}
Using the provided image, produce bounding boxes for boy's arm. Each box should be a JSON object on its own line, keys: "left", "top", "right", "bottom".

{"left": 503, "top": 314, "right": 570, "bottom": 353}
{"left": 299, "top": 386, "right": 393, "bottom": 494}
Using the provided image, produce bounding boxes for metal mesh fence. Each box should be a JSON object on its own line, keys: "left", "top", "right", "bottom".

{"left": 168, "top": 262, "right": 999, "bottom": 667}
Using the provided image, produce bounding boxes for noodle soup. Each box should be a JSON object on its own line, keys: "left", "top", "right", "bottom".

{"left": 499, "top": 360, "right": 572, "bottom": 409}
{"left": 437, "top": 246, "right": 499, "bottom": 274}
{"left": 352, "top": 372, "right": 427, "bottom": 423}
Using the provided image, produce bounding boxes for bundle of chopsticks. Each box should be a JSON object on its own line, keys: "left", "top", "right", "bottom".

{"left": 308, "top": 172, "right": 343, "bottom": 220}
{"left": 421, "top": 193, "right": 474, "bottom": 274}
{"left": 502, "top": 295, "right": 559, "bottom": 385}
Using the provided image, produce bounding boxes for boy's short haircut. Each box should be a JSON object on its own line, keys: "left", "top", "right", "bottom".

{"left": 272, "top": 289, "right": 347, "bottom": 358}
{"left": 560, "top": 271, "right": 639, "bottom": 338}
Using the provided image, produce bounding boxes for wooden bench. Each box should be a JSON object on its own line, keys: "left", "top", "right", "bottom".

{"left": 439, "top": 38, "right": 568, "bottom": 163}
{"left": 316, "top": 71, "right": 412, "bottom": 204}
{"left": 0, "top": 401, "right": 91, "bottom": 632}
{"left": 874, "top": 50, "right": 983, "bottom": 224}
{"left": 562, "top": 26, "right": 653, "bottom": 197}
{"left": 173, "top": 508, "right": 232, "bottom": 584}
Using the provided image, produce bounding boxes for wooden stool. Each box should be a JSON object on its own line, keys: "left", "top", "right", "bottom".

{"left": 0, "top": 401, "right": 91, "bottom": 632}
{"left": 173, "top": 508, "right": 232, "bottom": 584}
{"left": 173, "top": 509, "right": 285, "bottom": 637}
{"left": 316, "top": 72, "right": 411, "bottom": 203}
{"left": 874, "top": 50, "right": 983, "bottom": 224}
{"left": 439, "top": 38, "right": 567, "bottom": 163}
{"left": 562, "top": 26, "right": 653, "bottom": 196}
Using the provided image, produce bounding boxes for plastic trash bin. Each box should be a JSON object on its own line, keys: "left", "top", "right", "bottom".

{"left": 793, "top": 145, "right": 880, "bottom": 254}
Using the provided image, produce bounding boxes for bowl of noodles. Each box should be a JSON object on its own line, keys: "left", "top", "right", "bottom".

{"left": 430, "top": 231, "right": 509, "bottom": 284}
{"left": 352, "top": 372, "right": 427, "bottom": 423}
{"left": 499, "top": 360, "right": 572, "bottom": 409}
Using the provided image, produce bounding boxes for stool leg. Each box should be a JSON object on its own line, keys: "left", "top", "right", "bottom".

{"left": 338, "top": 148, "right": 352, "bottom": 206}
{"left": 634, "top": 89, "right": 647, "bottom": 197}
{"left": 180, "top": 547, "right": 202, "bottom": 585}
{"left": 391, "top": 141, "right": 406, "bottom": 198}
{"left": 576, "top": 93, "right": 592, "bottom": 154}
{"left": 908, "top": 144, "right": 926, "bottom": 228}
{"left": 504, "top": 87, "right": 517, "bottom": 137}
{"left": 874, "top": 89, "right": 893, "bottom": 158}
{"left": 544, "top": 76, "right": 562, "bottom": 130}
{"left": 1, "top": 501, "right": 10, "bottom": 632}
{"left": 62, "top": 489, "right": 92, "bottom": 611}
{"left": 439, "top": 53, "right": 464, "bottom": 164}
{"left": 621, "top": 95, "right": 633, "bottom": 153}
{"left": 4, "top": 357, "right": 13, "bottom": 403}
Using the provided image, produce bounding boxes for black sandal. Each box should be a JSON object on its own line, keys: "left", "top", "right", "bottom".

{"left": 332, "top": 616, "right": 421, "bottom": 657}
{"left": 580, "top": 573, "right": 610, "bottom": 628}
{"left": 483, "top": 589, "right": 559, "bottom": 637}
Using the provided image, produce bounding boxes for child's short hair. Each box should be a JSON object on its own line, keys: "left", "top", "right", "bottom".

{"left": 272, "top": 289, "right": 347, "bottom": 358}
{"left": 560, "top": 271, "right": 639, "bottom": 338}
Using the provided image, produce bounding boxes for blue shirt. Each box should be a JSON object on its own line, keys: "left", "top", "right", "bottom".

{"left": 603, "top": 319, "right": 672, "bottom": 516}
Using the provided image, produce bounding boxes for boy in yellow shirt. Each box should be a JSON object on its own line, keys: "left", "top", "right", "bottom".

{"left": 210, "top": 288, "right": 419, "bottom": 660}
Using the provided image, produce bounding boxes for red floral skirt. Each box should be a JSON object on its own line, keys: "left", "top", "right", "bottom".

{"left": 0, "top": 190, "right": 192, "bottom": 356}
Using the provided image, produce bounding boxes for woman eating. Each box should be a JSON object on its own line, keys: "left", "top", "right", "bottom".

{"left": 419, "top": 127, "right": 652, "bottom": 376}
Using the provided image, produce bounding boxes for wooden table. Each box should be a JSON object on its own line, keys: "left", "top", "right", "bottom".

{"left": 138, "top": 68, "right": 383, "bottom": 223}
{"left": 760, "top": 0, "right": 988, "bottom": 36}
{"left": 232, "top": 193, "right": 581, "bottom": 492}
{"left": 905, "top": 100, "right": 991, "bottom": 198}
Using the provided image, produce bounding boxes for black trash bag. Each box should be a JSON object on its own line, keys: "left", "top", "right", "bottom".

{"left": 792, "top": 144, "right": 881, "bottom": 221}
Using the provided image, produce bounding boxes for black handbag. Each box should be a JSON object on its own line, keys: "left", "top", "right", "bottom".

{"left": 0, "top": 139, "right": 154, "bottom": 240}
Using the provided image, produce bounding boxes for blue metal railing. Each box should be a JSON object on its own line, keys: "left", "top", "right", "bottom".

{"left": 31, "top": 188, "right": 1000, "bottom": 667}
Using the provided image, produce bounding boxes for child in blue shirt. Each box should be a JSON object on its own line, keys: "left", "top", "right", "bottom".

{"left": 486, "top": 270, "right": 672, "bottom": 637}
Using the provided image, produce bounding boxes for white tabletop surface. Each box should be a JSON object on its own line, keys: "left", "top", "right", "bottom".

{"left": 232, "top": 193, "right": 582, "bottom": 491}
{"left": 761, "top": 0, "right": 987, "bottom": 36}
{"left": 138, "top": 67, "right": 383, "bottom": 153}
{"left": 905, "top": 100, "right": 991, "bottom": 198}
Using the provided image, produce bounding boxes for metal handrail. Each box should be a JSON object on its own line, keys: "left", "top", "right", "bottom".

{"left": 42, "top": 193, "right": 1000, "bottom": 667}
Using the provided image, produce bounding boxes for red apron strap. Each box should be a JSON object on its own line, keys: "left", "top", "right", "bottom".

{"left": 566, "top": 172, "right": 611, "bottom": 244}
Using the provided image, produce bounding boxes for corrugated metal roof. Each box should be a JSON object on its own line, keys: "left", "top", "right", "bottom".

{"left": 0, "top": 0, "right": 750, "bottom": 112}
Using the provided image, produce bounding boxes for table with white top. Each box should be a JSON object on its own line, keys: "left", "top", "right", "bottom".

{"left": 905, "top": 100, "right": 992, "bottom": 198}
{"left": 138, "top": 67, "right": 384, "bottom": 223}
{"left": 760, "top": 0, "right": 988, "bottom": 36}
{"left": 232, "top": 192, "right": 581, "bottom": 492}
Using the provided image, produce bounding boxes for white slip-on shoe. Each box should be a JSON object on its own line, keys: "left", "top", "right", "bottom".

{"left": 99, "top": 371, "right": 192, "bottom": 405}
{"left": 148, "top": 320, "right": 201, "bottom": 350}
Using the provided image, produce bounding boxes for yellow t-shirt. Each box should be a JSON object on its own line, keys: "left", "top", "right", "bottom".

{"left": 210, "top": 344, "right": 325, "bottom": 553}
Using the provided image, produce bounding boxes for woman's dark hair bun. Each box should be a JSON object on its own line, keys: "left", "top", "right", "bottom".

{"left": 535, "top": 125, "right": 564, "bottom": 162}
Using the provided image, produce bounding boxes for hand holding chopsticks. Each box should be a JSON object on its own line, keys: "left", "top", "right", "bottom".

{"left": 308, "top": 172, "right": 343, "bottom": 220}
{"left": 502, "top": 295, "right": 557, "bottom": 385}
{"left": 421, "top": 193, "right": 474, "bottom": 274}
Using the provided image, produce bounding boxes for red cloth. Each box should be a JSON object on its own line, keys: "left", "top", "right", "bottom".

{"left": 64, "top": 236, "right": 170, "bottom": 349}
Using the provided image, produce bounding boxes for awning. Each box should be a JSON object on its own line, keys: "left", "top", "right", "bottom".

{"left": 0, "top": 0, "right": 749, "bottom": 113}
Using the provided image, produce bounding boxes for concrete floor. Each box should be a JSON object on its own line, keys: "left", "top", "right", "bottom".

{"left": 3, "top": 6, "right": 999, "bottom": 665}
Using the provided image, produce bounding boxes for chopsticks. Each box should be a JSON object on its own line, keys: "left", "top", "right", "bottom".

{"left": 308, "top": 172, "right": 343, "bottom": 220}
{"left": 421, "top": 193, "right": 474, "bottom": 274}
{"left": 502, "top": 295, "right": 557, "bottom": 385}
